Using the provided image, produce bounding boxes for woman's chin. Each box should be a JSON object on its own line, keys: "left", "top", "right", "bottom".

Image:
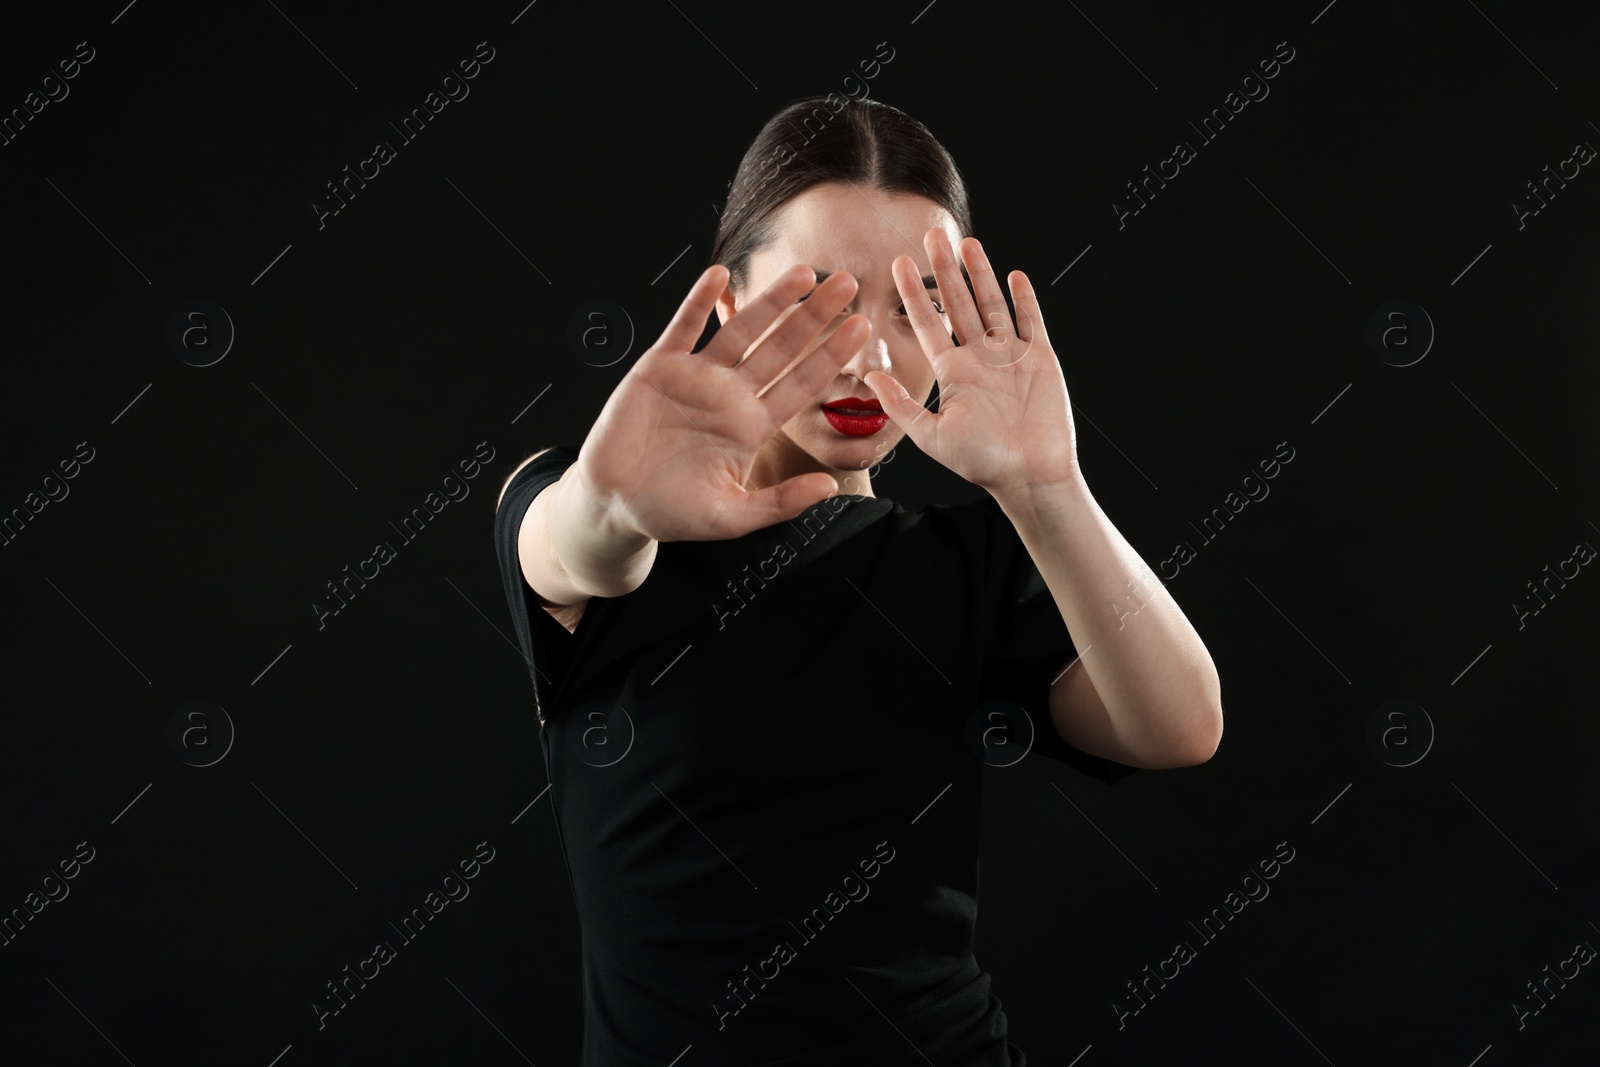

{"left": 819, "top": 435, "right": 900, "bottom": 473}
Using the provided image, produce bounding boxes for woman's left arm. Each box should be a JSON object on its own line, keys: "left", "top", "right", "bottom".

{"left": 993, "top": 474, "right": 1222, "bottom": 769}
{"left": 864, "top": 227, "right": 1222, "bottom": 770}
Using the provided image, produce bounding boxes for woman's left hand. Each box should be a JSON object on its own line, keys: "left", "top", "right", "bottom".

{"left": 863, "top": 229, "right": 1080, "bottom": 498}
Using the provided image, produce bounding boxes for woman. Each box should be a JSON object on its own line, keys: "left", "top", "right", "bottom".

{"left": 494, "top": 94, "right": 1223, "bottom": 1066}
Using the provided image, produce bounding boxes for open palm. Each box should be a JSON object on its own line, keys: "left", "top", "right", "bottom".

{"left": 864, "top": 229, "right": 1080, "bottom": 496}
{"left": 571, "top": 263, "right": 870, "bottom": 543}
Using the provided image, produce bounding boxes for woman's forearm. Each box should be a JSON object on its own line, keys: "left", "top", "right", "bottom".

{"left": 537, "top": 467, "right": 660, "bottom": 601}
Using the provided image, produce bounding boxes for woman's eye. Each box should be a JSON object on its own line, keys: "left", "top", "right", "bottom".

{"left": 796, "top": 292, "right": 849, "bottom": 317}
{"left": 794, "top": 293, "right": 945, "bottom": 315}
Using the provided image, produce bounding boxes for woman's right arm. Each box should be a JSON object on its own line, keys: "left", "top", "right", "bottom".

{"left": 502, "top": 450, "right": 659, "bottom": 620}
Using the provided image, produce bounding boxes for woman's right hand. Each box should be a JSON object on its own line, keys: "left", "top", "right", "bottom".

{"left": 569, "top": 263, "right": 870, "bottom": 544}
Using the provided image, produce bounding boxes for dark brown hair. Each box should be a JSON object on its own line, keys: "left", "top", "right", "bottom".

{"left": 707, "top": 94, "right": 973, "bottom": 296}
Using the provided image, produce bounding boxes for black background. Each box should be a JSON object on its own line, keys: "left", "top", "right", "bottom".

{"left": 2, "top": 0, "right": 1598, "bottom": 1063}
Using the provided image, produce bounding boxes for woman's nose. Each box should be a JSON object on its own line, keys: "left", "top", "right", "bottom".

{"left": 839, "top": 318, "right": 890, "bottom": 379}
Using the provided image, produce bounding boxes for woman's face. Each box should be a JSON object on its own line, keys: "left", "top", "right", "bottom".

{"left": 714, "top": 181, "right": 958, "bottom": 494}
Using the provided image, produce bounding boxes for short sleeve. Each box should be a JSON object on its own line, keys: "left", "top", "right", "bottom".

{"left": 972, "top": 497, "right": 1139, "bottom": 785}
{"left": 493, "top": 444, "right": 583, "bottom": 724}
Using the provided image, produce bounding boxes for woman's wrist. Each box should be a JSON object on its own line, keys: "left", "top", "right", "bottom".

{"left": 550, "top": 468, "right": 658, "bottom": 598}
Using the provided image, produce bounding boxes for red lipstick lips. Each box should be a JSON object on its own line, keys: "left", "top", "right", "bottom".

{"left": 821, "top": 397, "right": 883, "bottom": 412}
{"left": 820, "top": 396, "right": 888, "bottom": 436}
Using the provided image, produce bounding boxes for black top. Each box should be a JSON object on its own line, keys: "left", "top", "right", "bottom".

{"left": 494, "top": 444, "right": 1139, "bottom": 1066}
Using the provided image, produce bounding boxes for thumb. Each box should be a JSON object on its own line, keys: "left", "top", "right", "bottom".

{"left": 731, "top": 471, "right": 840, "bottom": 534}
{"left": 863, "top": 371, "right": 935, "bottom": 451}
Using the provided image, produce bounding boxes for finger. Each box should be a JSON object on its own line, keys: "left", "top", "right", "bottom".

{"left": 892, "top": 254, "right": 955, "bottom": 367}
{"left": 654, "top": 264, "right": 731, "bottom": 354}
{"left": 718, "top": 472, "right": 841, "bottom": 539}
{"left": 926, "top": 229, "right": 984, "bottom": 346}
{"left": 958, "top": 238, "right": 1015, "bottom": 349}
{"left": 752, "top": 313, "right": 871, "bottom": 420}
{"left": 697, "top": 263, "right": 817, "bottom": 368}
{"left": 733, "top": 269, "right": 860, "bottom": 388}
{"left": 1008, "top": 270, "right": 1051, "bottom": 352}
{"left": 862, "top": 370, "right": 937, "bottom": 455}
